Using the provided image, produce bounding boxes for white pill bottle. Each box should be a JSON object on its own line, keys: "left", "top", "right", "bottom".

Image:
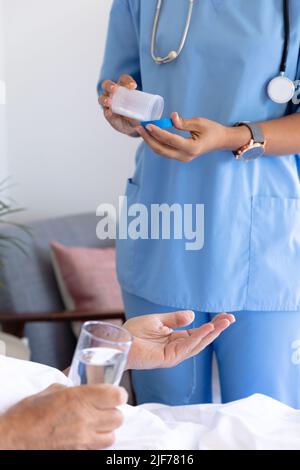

{"left": 111, "top": 86, "right": 164, "bottom": 122}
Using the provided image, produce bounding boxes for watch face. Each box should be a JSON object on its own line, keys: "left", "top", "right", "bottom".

{"left": 242, "top": 146, "right": 264, "bottom": 161}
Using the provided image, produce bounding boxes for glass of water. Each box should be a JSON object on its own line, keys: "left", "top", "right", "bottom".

{"left": 69, "top": 321, "right": 132, "bottom": 386}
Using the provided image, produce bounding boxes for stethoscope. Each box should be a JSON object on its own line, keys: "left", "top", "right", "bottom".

{"left": 151, "top": 0, "right": 295, "bottom": 104}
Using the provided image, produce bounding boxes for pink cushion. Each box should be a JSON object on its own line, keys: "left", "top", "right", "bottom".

{"left": 50, "top": 242, "right": 124, "bottom": 312}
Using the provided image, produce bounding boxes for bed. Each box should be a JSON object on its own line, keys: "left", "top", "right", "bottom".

{"left": 1, "top": 355, "right": 299, "bottom": 450}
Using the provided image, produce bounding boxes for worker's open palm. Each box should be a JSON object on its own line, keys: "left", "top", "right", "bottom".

{"left": 124, "top": 311, "right": 235, "bottom": 370}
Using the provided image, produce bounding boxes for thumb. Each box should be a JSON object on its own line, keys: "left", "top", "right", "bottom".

{"left": 171, "top": 112, "right": 197, "bottom": 132}
{"left": 159, "top": 310, "right": 195, "bottom": 329}
{"left": 118, "top": 74, "right": 137, "bottom": 90}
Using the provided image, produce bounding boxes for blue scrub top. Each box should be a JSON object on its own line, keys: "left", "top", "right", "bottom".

{"left": 99, "top": 0, "right": 300, "bottom": 313}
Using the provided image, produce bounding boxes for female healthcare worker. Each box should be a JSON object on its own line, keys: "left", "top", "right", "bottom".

{"left": 98, "top": 0, "right": 300, "bottom": 408}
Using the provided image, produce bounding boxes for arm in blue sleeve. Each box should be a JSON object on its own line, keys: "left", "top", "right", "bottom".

{"left": 97, "top": 0, "right": 141, "bottom": 94}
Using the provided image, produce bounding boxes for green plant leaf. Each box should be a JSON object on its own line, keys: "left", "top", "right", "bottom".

{"left": 0, "top": 180, "right": 30, "bottom": 281}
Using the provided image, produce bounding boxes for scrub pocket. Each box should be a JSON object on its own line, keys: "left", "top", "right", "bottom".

{"left": 246, "top": 196, "right": 300, "bottom": 311}
{"left": 116, "top": 178, "right": 139, "bottom": 291}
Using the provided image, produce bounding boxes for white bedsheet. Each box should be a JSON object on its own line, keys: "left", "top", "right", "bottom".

{"left": 113, "top": 397, "right": 300, "bottom": 450}
{"left": 1, "top": 355, "right": 300, "bottom": 450}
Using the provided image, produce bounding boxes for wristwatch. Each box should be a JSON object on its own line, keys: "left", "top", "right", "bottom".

{"left": 233, "top": 122, "right": 266, "bottom": 161}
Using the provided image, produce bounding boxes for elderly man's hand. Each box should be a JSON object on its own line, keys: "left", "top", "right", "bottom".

{"left": 0, "top": 383, "right": 127, "bottom": 450}
{"left": 124, "top": 311, "right": 235, "bottom": 370}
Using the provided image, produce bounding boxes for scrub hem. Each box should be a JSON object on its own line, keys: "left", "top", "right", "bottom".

{"left": 120, "top": 281, "right": 300, "bottom": 314}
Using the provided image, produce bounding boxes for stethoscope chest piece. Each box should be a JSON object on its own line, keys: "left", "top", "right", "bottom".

{"left": 267, "top": 75, "right": 295, "bottom": 104}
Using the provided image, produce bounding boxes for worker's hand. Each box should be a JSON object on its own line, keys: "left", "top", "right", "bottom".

{"left": 135, "top": 112, "right": 251, "bottom": 161}
{"left": 124, "top": 311, "right": 235, "bottom": 370}
{"left": 99, "top": 74, "right": 140, "bottom": 137}
{"left": 0, "top": 383, "right": 127, "bottom": 450}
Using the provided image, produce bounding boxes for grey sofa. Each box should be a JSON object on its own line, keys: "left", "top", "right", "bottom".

{"left": 0, "top": 212, "right": 123, "bottom": 370}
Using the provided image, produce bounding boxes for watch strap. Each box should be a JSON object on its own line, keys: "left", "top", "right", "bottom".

{"left": 235, "top": 122, "right": 265, "bottom": 145}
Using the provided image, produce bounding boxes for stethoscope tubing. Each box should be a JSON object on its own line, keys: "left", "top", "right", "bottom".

{"left": 151, "top": 0, "right": 293, "bottom": 104}
{"left": 151, "top": 0, "right": 194, "bottom": 64}
{"left": 281, "top": 0, "right": 290, "bottom": 74}
{"left": 151, "top": 0, "right": 290, "bottom": 75}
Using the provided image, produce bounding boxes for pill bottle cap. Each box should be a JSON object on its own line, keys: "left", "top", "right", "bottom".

{"left": 141, "top": 118, "right": 173, "bottom": 129}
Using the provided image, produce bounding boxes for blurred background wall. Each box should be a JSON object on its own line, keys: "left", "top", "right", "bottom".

{"left": 0, "top": 0, "right": 8, "bottom": 181}
{"left": 1, "top": 0, "right": 138, "bottom": 221}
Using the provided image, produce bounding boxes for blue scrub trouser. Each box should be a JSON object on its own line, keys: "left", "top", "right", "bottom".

{"left": 123, "top": 291, "right": 300, "bottom": 409}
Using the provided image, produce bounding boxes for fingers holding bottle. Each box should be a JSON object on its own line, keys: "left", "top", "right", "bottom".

{"left": 98, "top": 75, "right": 139, "bottom": 136}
